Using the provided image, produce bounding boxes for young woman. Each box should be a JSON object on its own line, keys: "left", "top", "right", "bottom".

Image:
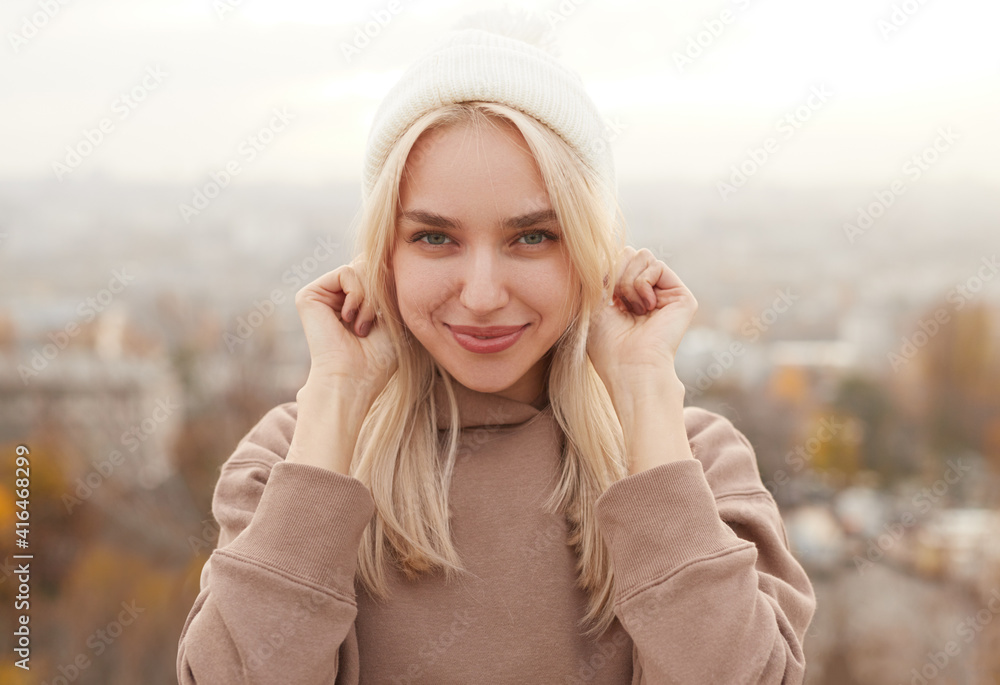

{"left": 177, "top": 19, "right": 816, "bottom": 685}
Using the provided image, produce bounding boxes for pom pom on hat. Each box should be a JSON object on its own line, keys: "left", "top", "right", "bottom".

{"left": 449, "top": 7, "right": 559, "bottom": 54}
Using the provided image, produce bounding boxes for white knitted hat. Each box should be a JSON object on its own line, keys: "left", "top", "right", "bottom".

{"left": 361, "top": 12, "right": 616, "bottom": 203}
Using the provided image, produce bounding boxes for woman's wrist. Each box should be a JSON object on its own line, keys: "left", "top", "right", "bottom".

{"left": 287, "top": 381, "right": 374, "bottom": 474}
{"left": 605, "top": 368, "right": 685, "bottom": 418}
{"left": 605, "top": 370, "right": 691, "bottom": 475}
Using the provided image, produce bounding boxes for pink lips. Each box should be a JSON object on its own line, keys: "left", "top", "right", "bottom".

{"left": 448, "top": 324, "right": 528, "bottom": 354}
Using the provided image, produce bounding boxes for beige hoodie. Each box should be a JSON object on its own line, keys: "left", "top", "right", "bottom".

{"left": 177, "top": 379, "right": 816, "bottom": 684}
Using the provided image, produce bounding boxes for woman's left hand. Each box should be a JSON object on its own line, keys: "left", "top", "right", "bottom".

{"left": 587, "top": 246, "right": 698, "bottom": 397}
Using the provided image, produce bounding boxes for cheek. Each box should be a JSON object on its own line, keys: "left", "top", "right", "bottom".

{"left": 393, "top": 260, "right": 450, "bottom": 329}
{"left": 530, "top": 265, "right": 577, "bottom": 322}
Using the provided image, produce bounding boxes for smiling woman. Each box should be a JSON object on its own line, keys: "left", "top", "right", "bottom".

{"left": 176, "top": 10, "right": 816, "bottom": 685}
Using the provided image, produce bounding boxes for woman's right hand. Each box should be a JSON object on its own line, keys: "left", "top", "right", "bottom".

{"left": 294, "top": 257, "right": 398, "bottom": 404}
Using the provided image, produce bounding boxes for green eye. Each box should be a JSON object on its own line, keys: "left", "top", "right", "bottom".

{"left": 517, "top": 230, "right": 559, "bottom": 246}
{"left": 412, "top": 232, "right": 452, "bottom": 245}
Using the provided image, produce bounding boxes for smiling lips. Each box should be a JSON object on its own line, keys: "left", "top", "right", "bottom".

{"left": 447, "top": 324, "right": 528, "bottom": 353}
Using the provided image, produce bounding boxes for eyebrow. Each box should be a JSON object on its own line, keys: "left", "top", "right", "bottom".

{"left": 397, "top": 208, "right": 559, "bottom": 231}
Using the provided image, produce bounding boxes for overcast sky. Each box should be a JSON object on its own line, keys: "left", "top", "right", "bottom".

{"left": 2, "top": 0, "right": 998, "bottom": 189}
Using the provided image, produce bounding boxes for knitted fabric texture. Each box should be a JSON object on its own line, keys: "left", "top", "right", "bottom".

{"left": 361, "top": 27, "right": 616, "bottom": 202}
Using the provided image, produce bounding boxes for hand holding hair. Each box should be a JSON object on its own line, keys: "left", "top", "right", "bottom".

{"left": 293, "top": 257, "right": 396, "bottom": 397}
{"left": 288, "top": 258, "right": 398, "bottom": 474}
{"left": 587, "top": 246, "right": 698, "bottom": 404}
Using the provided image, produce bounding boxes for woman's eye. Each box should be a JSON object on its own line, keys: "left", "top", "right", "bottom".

{"left": 407, "top": 231, "right": 448, "bottom": 245}
{"left": 414, "top": 232, "right": 452, "bottom": 245}
{"left": 517, "top": 230, "right": 558, "bottom": 246}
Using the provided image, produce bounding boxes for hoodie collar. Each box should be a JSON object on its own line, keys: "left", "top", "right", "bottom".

{"left": 432, "top": 374, "right": 550, "bottom": 430}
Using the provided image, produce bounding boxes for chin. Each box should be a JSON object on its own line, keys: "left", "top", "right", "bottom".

{"left": 443, "top": 364, "right": 523, "bottom": 394}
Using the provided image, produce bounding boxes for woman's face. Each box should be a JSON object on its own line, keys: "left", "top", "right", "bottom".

{"left": 392, "top": 118, "right": 578, "bottom": 406}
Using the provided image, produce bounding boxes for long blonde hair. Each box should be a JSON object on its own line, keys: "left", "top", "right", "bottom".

{"left": 350, "top": 101, "right": 629, "bottom": 639}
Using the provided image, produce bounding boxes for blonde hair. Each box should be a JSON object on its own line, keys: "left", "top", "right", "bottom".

{"left": 349, "top": 101, "right": 629, "bottom": 639}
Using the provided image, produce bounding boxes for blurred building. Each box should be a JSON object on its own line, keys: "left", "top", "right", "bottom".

{"left": 0, "top": 308, "right": 183, "bottom": 490}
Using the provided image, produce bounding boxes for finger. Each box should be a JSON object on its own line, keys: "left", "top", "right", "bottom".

{"left": 354, "top": 298, "right": 377, "bottom": 336}
{"left": 294, "top": 283, "right": 352, "bottom": 361}
{"left": 300, "top": 268, "right": 349, "bottom": 313}
{"left": 648, "top": 260, "right": 690, "bottom": 295}
{"left": 338, "top": 268, "right": 364, "bottom": 323}
{"left": 342, "top": 290, "right": 360, "bottom": 323}
{"left": 618, "top": 248, "right": 654, "bottom": 314}
{"left": 648, "top": 262, "right": 698, "bottom": 312}
{"left": 635, "top": 262, "right": 663, "bottom": 310}
{"left": 610, "top": 246, "right": 636, "bottom": 305}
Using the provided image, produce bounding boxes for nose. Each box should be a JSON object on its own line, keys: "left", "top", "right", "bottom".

{"left": 458, "top": 247, "right": 510, "bottom": 315}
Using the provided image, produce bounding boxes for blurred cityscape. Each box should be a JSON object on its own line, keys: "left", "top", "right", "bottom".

{"left": 1, "top": 177, "right": 999, "bottom": 684}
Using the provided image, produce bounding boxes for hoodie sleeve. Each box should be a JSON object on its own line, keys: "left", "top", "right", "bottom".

{"left": 593, "top": 407, "right": 816, "bottom": 685}
{"left": 176, "top": 402, "right": 375, "bottom": 685}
